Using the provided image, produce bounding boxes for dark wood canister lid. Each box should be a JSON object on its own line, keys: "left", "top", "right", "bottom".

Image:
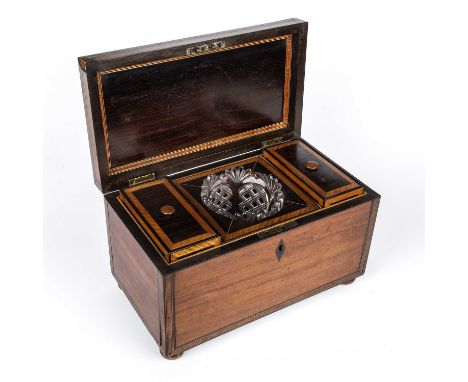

{"left": 264, "top": 140, "right": 364, "bottom": 206}
{"left": 119, "top": 178, "right": 220, "bottom": 262}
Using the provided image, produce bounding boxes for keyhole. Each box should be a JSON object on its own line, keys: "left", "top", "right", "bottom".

{"left": 275, "top": 239, "right": 286, "bottom": 261}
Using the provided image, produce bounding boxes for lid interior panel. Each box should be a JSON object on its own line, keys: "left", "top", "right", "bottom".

{"left": 97, "top": 36, "right": 292, "bottom": 175}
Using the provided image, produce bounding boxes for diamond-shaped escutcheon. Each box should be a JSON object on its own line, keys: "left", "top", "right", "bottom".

{"left": 275, "top": 239, "right": 286, "bottom": 261}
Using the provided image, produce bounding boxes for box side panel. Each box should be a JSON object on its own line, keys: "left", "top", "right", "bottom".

{"left": 79, "top": 67, "right": 102, "bottom": 190}
{"left": 106, "top": 200, "right": 161, "bottom": 345}
{"left": 359, "top": 198, "right": 380, "bottom": 273}
{"left": 173, "top": 201, "right": 374, "bottom": 351}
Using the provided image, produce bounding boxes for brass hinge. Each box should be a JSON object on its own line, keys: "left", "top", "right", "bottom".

{"left": 261, "top": 137, "right": 283, "bottom": 148}
{"left": 128, "top": 173, "right": 156, "bottom": 187}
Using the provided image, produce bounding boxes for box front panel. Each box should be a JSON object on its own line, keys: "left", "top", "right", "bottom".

{"left": 173, "top": 201, "right": 372, "bottom": 349}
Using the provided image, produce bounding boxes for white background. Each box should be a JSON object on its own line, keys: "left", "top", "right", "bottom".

{"left": 1, "top": 1, "right": 466, "bottom": 381}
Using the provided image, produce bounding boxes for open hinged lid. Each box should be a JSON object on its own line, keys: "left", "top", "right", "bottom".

{"left": 79, "top": 19, "right": 308, "bottom": 193}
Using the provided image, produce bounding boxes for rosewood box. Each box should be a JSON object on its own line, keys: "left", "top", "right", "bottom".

{"left": 78, "top": 19, "right": 380, "bottom": 359}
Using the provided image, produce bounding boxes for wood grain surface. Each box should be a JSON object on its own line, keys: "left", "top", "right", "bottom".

{"left": 173, "top": 201, "right": 372, "bottom": 348}
{"left": 79, "top": 68, "right": 101, "bottom": 189}
{"left": 106, "top": 201, "right": 161, "bottom": 344}
{"left": 97, "top": 37, "right": 290, "bottom": 174}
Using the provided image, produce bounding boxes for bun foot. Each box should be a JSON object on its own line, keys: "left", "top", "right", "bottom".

{"left": 342, "top": 278, "right": 356, "bottom": 285}
{"left": 160, "top": 350, "right": 184, "bottom": 360}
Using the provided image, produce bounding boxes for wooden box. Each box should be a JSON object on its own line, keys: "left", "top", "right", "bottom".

{"left": 78, "top": 19, "right": 380, "bottom": 359}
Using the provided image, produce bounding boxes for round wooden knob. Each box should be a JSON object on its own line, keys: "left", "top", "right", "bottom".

{"left": 160, "top": 205, "right": 175, "bottom": 215}
{"left": 305, "top": 161, "right": 319, "bottom": 171}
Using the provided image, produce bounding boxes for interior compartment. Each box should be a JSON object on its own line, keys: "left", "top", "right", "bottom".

{"left": 174, "top": 155, "right": 319, "bottom": 241}
{"left": 116, "top": 144, "right": 366, "bottom": 264}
